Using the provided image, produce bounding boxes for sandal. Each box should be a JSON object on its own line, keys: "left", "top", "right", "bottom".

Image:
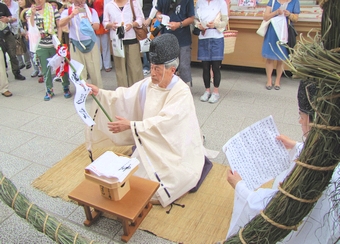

{"left": 105, "top": 68, "right": 112, "bottom": 72}
{"left": 274, "top": 85, "right": 281, "bottom": 90}
{"left": 266, "top": 85, "right": 273, "bottom": 90}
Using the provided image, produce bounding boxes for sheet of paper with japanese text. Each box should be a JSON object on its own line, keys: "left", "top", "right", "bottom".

{"left": 223, "top": 116, "right": 290, "bottom": 190}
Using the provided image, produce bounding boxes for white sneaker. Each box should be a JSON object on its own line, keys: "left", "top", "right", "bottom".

{"left": 208, "top": 93, "right": 220, "bottom": 103}
{"left": 200, "top": 91, "right": 211, "bottom": 102}
{"left": 143, "top": 69, "right": 150, "bottom": 76}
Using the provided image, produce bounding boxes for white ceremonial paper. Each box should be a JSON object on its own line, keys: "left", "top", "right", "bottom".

{"left": 222, "top": 115, "right": 290, "bottom": 190}
{"left": 69, "top": 60, "right": 95, "bottom": 126}
{"left": 85, "top": 151, "right": 140, "bottom": 183}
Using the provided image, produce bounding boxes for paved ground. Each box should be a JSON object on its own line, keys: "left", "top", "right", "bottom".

{"left": 0, "top": 61, "right": 302, "bottom": 244}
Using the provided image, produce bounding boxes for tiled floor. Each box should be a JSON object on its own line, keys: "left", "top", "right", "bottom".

{"left": 0, "top": 61, "right": 302, "bottom": 243}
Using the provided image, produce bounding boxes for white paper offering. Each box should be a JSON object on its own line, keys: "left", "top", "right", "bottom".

{"left": 222, "top": 116, "right": 290, "bottom": 190}
{"left": 85, "top": 151, "right": 140, "bottom": 183}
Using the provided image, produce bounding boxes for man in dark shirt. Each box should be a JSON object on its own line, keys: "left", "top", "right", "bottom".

{"left": 156, "top": 0, "right": 194, "bottom": 86}
{"left": 0, "top": 2, "right": 26, "bottom": 80}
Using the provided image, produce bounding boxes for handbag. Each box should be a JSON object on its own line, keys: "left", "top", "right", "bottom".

{"left": 287, "top": 20, "right": 298, "bottom": 48}
{"left": 130, "top": 0, "right": 148, "bottom": 41}
{"left": 256, "top": 0, "right": 275, "bottom": 37}
{"left": 15, "top": 27, "right": 27, "bottom": 56}
{"left": 192, "top": 26, "right": 200, "bottom": 36}
{"left": 112, "top": 34, "right": 125, "bottom": 58}
{"left": 256, "top": 20, "right": 271, "bottom": 37}
{"left": 223, "top": 24, "right": 238, "bottom": 54}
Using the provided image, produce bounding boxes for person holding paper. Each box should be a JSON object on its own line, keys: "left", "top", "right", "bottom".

{"left": 155, "top": 0, "right": 195, "bottom": 86}
{"left": 86, "top": 34, "right": 212, "bottom": 207}
{"left": 102, "top": 0, "right": 144, "bottom": 87}
{"left": 224, "top": 80, "right": 340, "bottom": 243}
{"left": 195, "top": 0, "right": 228, "bottom": 104}
{"left": 262, "top": 0, "right": 299, "bottom": 90}
{"left": 27, "top": 0, "right": 72, "bottom": 100}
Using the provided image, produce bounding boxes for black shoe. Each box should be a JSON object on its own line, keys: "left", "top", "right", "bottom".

{"left": 15, "top": 74, "right": 26, "bottom": 80}
{"left": 26, "top": 63, "right": 32, "bottom": 69}
{"left": 19, "top": 64, "right": 25, "bottom": 69}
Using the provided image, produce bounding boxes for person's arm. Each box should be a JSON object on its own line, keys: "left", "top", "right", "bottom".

{"left": 263, "top": 0, "right": 283, "bottom": 21}
{"left": 59, "top": 8, "right": 78, "bottom": 27}
{"left": 131, "top": 1, "right": 144, "bottom": 28}
{"left": 0, "top": 4, "right": 13, "bottom": 24}
{"left": 29, "top": 5, "right": 36, "bottom": 26}
{"left": 143, "top": 0, "right": 158, "bottom": 26}
{"left": 90, "top": 8, "right": 100, "bottom": 30}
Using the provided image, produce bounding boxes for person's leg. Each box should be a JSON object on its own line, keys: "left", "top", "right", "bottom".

{"left": 0, "top": 48, "right": 11, "bottom": 96}
{"left": 178, "top": 45, "right": 192, "bottom": 85}
{"left": 265, "top": 58, "right": 274, "bottom": 89}
{"left": 274, "top": 60, "right": 284, "bottom": 89}
{"left": 4, "top": 34, "right": 24, "bottom": 79}
{"left": 85, "top": 43, "right": 103, "bottom": 88}
{"left": 142, "top": 52, "right": 150, "bottom": 74}
{"left": 101, "top": 33, "right": 111, "bottom": 70}
{"left": 200, "top": 61, "right": 211, "bottom": 102}
{"left": 96, "top": 34, "right": 103, "bottom": 70}
{"left": 36, "top": 47, "right": 54, "bottom": 100}
{"left": 113, "top": 54, "right": 128, "bottom": 87}
{"left": 211, "top": 60, "right": 222, "bottom": 93}
{"left": 30, "top": 51, "right": 40, "bottom": 77}
{"left": 61, "top": 71, "right": 72, "bottom": 98}
{"left": 16, "top": 54, "right": 25, "bottom": 68}
{"left": 208, "top": 60, "right": 222, "bottom": 103}
{"left": 125, "top": 43, "right": 144, "bottom": 87}
{"left": 23, "top": 48, "right": 31, "bottom": 68}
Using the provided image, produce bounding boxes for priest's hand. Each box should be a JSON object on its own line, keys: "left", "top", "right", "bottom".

{"left": 86, "top": 83, "right": 99, "bottom": 96}
{"left": 108, "top": 116, "right": 131, "bottom": 133}
{"left": 227, "top": 169, "right": 242, "bottom": 189}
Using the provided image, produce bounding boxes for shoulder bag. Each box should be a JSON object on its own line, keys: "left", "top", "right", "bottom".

{"left": 256, "top": 0, "right": 275, "bottom": 37}
{"left": 130, "top": 0, "right": 148, "bottom": 41}
{"left": 287, "top": 19, "right": 298, "bottom": 48}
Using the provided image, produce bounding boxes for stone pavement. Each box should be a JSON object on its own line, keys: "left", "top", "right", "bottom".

{"left": 0, "top": 62, "right": 301, "bottom": 243}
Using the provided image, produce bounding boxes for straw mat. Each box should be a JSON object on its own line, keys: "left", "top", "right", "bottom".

{"left": 32, "top": 144, "right": 272, "bottom": 243}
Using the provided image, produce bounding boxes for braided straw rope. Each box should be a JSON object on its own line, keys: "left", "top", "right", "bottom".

{"left": 11, "top": 191, "right": 19, "bottom": 209}
{"left": 73, "top": 233, "right": 79, "bottom": 244}
{"left": 0, "top": 176, "right": 5, "bottom": 185}
{"left": 278, "top": 184, "right": 321, "bottom": 203}
{"left": 25, "top": 203, "right": 34, "bottom": 220}
{"left": 295, "top": 160, "right": 338, "bottom": 171}
{"left": 55, "top": 223, "right": 62, "bottom": 243}
{"left": 238, "top": 228, "right": 247, "bottom": 244}
{"left": 260, "top": 211, "right": 301, "bottom": 231}
{"left": 43, "top": 214, "right": 49, "bottom": 234}
{"left": 309, "top": 123, "right": 340, "bottom": 131}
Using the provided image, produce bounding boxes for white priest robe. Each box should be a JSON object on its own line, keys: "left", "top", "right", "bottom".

{"left": 226, "top": 143, "right": 340, "bottom": 243}
{"left": 86, "top": 76, "right": 205, "bottom": 207}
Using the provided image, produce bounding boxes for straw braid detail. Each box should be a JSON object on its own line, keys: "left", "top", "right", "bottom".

{"left": 295, "top": 160, "right": 338, "bottom": 171}
{"left": 55, "top": 223, "right": 62, "bottom": 243}
{"left": 11, "top": 191, "right": 19, "bottom": 209}
{"left": 309, "top": 123, "right": 340, "bottom": 131}
{"left": 43, "top": 214, "right": 49, "bottom": 234}
{"left": 26, "top": 203, "right": 33, "bottom": 220}
{"left": 238, "top": 228, "right": 247, "bottom": 244}
{"left": 278, "top": 184, "right": 321, "bottom": 203}
{"left": 260, "top": 211, "right": 301, "bottom": 231}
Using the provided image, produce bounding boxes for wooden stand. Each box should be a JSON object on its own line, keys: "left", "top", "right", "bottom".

{"left": 68, "top": 176, "right": 159, "bottom": 242}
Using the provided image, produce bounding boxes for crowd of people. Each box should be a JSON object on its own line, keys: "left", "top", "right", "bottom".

{"left": 1, "top": 0, "right": 300, "bottom": 100}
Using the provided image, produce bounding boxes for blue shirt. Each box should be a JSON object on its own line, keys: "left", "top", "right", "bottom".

{"left": 156, "top": 0, "right": 194, "bottom": 47}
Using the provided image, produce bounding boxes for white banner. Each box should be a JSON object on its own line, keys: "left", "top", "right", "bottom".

{"left": 69, "top": 60, "right": 95, "bottom": 126}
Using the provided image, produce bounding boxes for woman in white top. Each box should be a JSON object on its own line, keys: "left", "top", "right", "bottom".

{"left": 103, "top": 0, "right": 144, "bottom": 87}
{"left": 195, "top": 0, "right": 228, "bottom": 104}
